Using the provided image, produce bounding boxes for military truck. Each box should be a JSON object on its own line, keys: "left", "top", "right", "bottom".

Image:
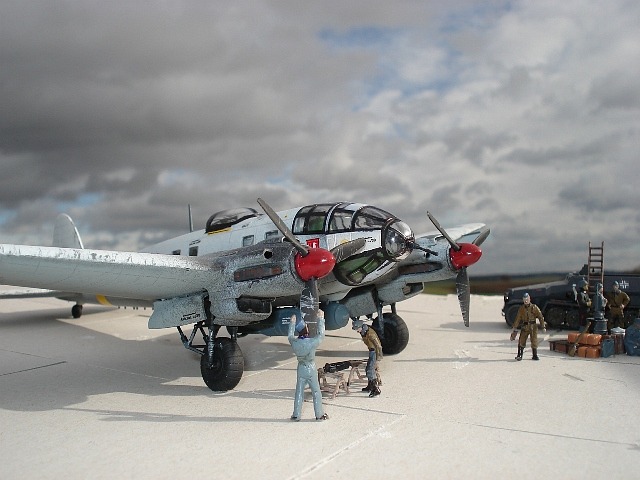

{"left": 502, "top": 265, "right": 640, "bottom": 329}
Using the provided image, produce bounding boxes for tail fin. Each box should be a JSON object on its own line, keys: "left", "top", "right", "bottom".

{"left": 52, "top": 214, "right": 84, "bottom": 249}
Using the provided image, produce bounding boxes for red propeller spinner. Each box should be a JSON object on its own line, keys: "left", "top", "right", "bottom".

{"left": 449, "top": 243, "right": 482, "bottom": 270}
{"left": 294, "top": 248, "right": 336, "bottom": 281}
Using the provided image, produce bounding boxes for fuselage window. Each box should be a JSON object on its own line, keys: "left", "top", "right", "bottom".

{"left": 242, "top": 235, "right": 254, "bottom": 247}
{"left": 265, "top": 230, "right": 280, "bottom": 241}
{"left": 172, "top": 249, "right": 181, "bottom": 255}
{"left": 329, "top": 209, "right": 353, "bottom": 232}
{"left": 189, "top": 246, "right": 199, "bottom": 256}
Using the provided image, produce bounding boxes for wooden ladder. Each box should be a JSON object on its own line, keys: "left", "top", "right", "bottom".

{"left": 587, "top": 241, "right": 604, "bottom": 294}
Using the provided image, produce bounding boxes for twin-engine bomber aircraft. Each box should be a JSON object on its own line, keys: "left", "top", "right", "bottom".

{"left": 0, "top": 199, "right": 489, "bottom": 391}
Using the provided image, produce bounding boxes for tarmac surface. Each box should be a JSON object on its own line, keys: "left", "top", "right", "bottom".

{"left": 1, "top": 289, "right": 639, "bottom": 480}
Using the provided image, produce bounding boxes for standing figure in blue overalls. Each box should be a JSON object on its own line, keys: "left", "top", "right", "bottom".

{"left": 288, "top": 313, "right": 328, "bottom": 421}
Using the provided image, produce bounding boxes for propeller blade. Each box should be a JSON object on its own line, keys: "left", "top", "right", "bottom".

{"left": 257, "top": 197, "right": 309, "bottom": 256}
{"left": 427, "top": 212, "right": 461, "bottom": 251}
{"left": 473, "top": 228, "right": 491, "bottom": 247}
{"left": 330, "top": 238, "right": 366, "bottom": 264}
{"left": 300, "top": 278, "right": 320, "bottom": 336}
{"left": 456, "top": 267, "right": 470, "bottom": 327}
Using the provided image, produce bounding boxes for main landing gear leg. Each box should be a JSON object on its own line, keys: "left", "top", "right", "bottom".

{"left": 373, "top": 303, "right": 410, "bottom": 355}
{"left": 177, "top": 321, "right": 244, "bottom": 392}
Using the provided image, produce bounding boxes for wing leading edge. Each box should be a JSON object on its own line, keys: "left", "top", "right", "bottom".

{"left": 0, "top": 244, "right": 212, "bottom": 301}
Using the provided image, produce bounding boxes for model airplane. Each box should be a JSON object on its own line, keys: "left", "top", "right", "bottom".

{"left": 0, "top": 199, "right": 489, "bottom": 391}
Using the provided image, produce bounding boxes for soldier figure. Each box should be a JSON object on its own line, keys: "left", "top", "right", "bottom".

{"left": 353, "top": 320, "right": 382, "bottom": 397}
{"left": 510, "top": 293, "right": 546, "bottom": 361}
{"left": 592, "top": 282, "right": 608, "bottom": 334}
{"left": 288, "top": 313, "right": 328, "bottom": 421}
{"left": 607, "top": 281, "right": 630, "bottom": 330}
{"left": 576, "top": 280, "right": 592, "bottom": 332}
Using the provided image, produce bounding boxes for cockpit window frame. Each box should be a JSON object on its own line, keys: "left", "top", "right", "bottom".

{"left": 293, "top": 203, "right": 398, "bottom": 235}
{"left": 352, "top": 206, "right": 394, "bottom": 230}
{"left": 292, "top": 203, "right": 336, "bottom": 234}
{"left": 328, "top": 207, "right": 354, "bottom": 233}
{"left": 206, "top": 207, "right": 259, "bottom": 233}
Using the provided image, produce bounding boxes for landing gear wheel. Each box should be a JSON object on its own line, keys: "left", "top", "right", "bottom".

{"left": 71, "top": 304, "right": 83, "bottom": 319}
{"left": 200, "top": 337, "right": 244, "bottom": 391}
{"left": 377, "top": 312, "right": 409, "bottom": 355}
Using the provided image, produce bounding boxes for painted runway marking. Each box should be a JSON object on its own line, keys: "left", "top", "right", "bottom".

{"left": 0, "top": 361, "right": 66, "bottom": 376}
{"left": 454, "top": 349, "right": 471, "bottom": 369}
{"left": 288, "top": 414, "right": 406, "bottom": 480}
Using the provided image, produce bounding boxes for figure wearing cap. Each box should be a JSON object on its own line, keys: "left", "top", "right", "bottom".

{"left": 510, "top": 293, "right": 546, "bottom": 361}
{"left": 352, "top": 320, "right": 382, "bottom": 396}
{"left": 288, "top": 313, "right": 327, "bottom": 421}
{"left": 576, "top": 279, "right": 592, "bottom": 332}
{"left": 607, "top": 281, "right": 630, "bottom": 330}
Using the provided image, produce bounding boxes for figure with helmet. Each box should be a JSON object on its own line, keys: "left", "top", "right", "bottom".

{"left": 510, "top": 293, "right": 546, "bottom": 361}
{"left": 576, "top": 279, "right": 592, "bottom": 332}
{"left": 352, "top": 320, "right": 382, "bottom": 397}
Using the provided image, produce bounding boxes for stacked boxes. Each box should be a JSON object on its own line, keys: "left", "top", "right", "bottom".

{"left": 549, "top": 332, "right": 618, "bottom": 358}
{"left": 549, "top": 340, "right": 570, "bottom": 354}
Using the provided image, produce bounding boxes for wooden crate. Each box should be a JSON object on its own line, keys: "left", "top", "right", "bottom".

{"left": 550, "top": 340, "right": 570, "bottom": 354}
{"left": 585, "top": 346, "right": 601, "bottom": 358}
{"left": 584, "top": 334, "right": 602, "bottom": 346}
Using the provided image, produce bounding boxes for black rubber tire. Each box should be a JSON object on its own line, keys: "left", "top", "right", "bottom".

{"left": 505, "top": 305, "right": 520, "bottom": 327}
{"left": 544, "top": 307, "right": 563, "bottom": 328}
{"left": 378, "top": 312, "right": 409, "bottom": 355}
{"left": 71, "top": 304, "right": 83, "bottom": 319}
{"left": 200, "top": 337, "right": 244, "bottom": 391}
{"left": 566, "top": 309, "right": 580, "bottom": 330}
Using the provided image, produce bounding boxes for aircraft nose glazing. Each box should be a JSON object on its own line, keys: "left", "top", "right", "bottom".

{"left": 384, "top": 220, "right": 414, "bottom": 260}
{"left": 449, "top": 243, "right": 482, "bottom": 270}
{"left": 294, "top": 248, "right": 336, "bottom": 281}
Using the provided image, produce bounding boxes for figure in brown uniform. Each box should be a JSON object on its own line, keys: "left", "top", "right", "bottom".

{"left": 607, "top": 281, "right": 630, "bottom": 331}
{"left": 510, "top": 293, "right": 546, "bottom": 361}
{"left": 353, "top": 320, "right": 382, "bottom": 397}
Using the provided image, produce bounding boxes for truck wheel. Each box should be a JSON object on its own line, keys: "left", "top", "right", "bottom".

{"left": 505, "top": 305, "right": 520, "bottom": 327}
{"left": 566, "top": 310, "right": 580, "bottom": 330}
{"left": 545, "top": 307, "right": 563, "bottom": 328}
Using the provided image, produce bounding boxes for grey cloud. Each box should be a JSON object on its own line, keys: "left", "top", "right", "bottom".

{"left": 1, "top": 1, "right": 639, "bottom": 275}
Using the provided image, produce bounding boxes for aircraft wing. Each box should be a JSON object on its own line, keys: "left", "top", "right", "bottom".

{"left": 0, "top": 244, "right": 213, "bottom": 301}
{"left": 0, "top": 286, "right": 61, "bottom": 299}
{"left": 415, "top": 223, "right": 488, "bottom": 243}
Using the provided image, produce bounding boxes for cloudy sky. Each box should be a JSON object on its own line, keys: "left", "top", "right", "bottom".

{"left": 1, "top": 1, "right": 638, "bottom": 276}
